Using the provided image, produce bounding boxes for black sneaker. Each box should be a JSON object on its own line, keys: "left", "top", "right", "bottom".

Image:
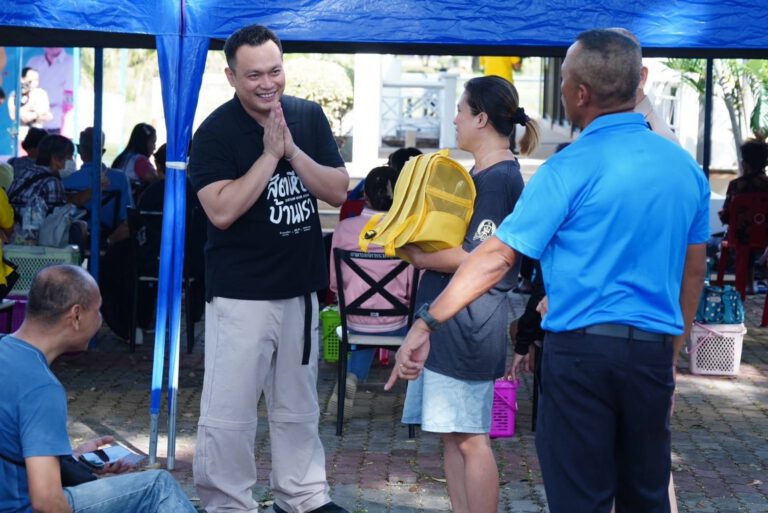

{"left": 273, "top": 501, "right": 349, "bottom": 513}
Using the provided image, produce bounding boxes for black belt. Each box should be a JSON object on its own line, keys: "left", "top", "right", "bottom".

{"left": 302, "top": 293, "right": 312, "bottom": 365}
{"left": 576, "top": 323, "right": 671, "bottom": 342}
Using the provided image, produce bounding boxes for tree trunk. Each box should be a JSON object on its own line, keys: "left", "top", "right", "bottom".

{"left": 715, "top": 60, "right": 744, "bottom": 173}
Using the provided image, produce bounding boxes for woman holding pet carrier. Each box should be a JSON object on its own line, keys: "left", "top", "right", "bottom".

{"left": 394, "top": 75, "right": 539, "bottom": 513}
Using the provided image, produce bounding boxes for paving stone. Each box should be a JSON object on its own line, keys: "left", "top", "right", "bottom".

{"left": 51, "top": 295, "right": 768, "bottom": 512}
{"left": 506, "top": 499, "right": 540, "bottom": 512}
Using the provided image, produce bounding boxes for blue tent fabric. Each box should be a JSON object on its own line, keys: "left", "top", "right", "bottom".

{"left": 153, "top": 33, "right": 208, "bottom": 415}
{"left": 0, "top": 0, "right": 177, "bottom": 37}
{"left": 3, "top": 1, "right": 768, "bottom": 53}
{"left": 154, "top": 33, "right": 209, "bottom": 467}
{"left": 185, "top": 0, "right": 768, "bottom": 52}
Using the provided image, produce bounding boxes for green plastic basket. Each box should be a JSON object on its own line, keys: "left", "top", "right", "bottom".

{"left": 320, "top": 307, "right": 341, "bottom": 362}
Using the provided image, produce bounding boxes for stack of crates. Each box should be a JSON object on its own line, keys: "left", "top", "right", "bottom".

{"left": 1, "top": 245, "right": 81, "bottom": 331}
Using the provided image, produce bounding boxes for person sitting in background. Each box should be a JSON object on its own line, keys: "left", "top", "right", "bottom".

{"left": 0, "top": 264, "right": 197, "bottom": 513}
{"left": 136, "top": 143, "right": 206, "bottom": 320}
{"left": 7, "top": 134, "right": 99, "bottom": 248}
{"left": 719, "top": 139, "right": 768, "bottom": 225}
{"left": 7, "top": 127, "right": 47, "bottom": 178}
{"left": 64, "top": 127, "right": 133, "bottom": 246}
{"left": 327, "top": 166, "right": 416, "bottom": 417}
{"left": 112, "top": 123, "right": 159, "bottom": 196}
{"left": 387, "top": 146, "right": 423, "bottom": 175}
{"left": 98, "top": 143, "right": 207, "bottom": 341}
{"left": 338, "top": 147, "right": 422, "bottom": 221}
{"left": 7, "top": 134, "right": 91, "bottom": 213}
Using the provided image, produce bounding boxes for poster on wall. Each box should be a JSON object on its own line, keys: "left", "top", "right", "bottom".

{"left": 0, "top": 47, "right": 77, "bottom": 161}
{"left": 0, "top": 47, "right": 19, "bottom": 160}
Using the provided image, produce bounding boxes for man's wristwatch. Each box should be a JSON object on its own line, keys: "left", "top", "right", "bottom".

{"left": 416, "top": 303, "right": 442, "bottom": 331}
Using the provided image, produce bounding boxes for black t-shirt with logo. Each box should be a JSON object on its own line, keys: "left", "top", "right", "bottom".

{"left": 188, "top": 95, "right": 344, "bottom": 301}
{"left": 419, "top": 159, "right": 524, "bottom": 380}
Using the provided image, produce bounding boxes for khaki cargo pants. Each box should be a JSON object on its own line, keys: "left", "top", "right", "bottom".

{"left": 194, "top": 295, "right": 331, "bottom": 513}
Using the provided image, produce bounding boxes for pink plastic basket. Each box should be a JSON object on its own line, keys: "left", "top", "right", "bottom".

{"left": 489, "top": 379, "right": 519, "bottom": 438}
{"left": 0, "top": 295, "right": 27, "bottom": 333}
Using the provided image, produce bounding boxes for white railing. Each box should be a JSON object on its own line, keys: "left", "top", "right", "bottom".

{"left": 381, "top": 74, "right": 457, "bottom": 148}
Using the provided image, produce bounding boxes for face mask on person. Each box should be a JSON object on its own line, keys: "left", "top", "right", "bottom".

{"left": 60, "top": 159, "right": 77, "bottom": 179}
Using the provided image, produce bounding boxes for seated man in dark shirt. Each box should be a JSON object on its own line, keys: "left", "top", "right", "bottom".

{"left": 137, "top": 144, "right": 206, "bottom": 287}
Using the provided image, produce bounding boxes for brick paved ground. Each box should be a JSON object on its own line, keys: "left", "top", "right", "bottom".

{"left": 54, "top": 296, "right": 768, "bottom": 512}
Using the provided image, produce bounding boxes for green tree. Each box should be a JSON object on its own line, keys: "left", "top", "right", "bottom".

{"left": 80, "top": 49, "right": 158, "bottom": 104}
{"left": 284, "top": 57, "right": 353, "bottom": 137}
{"left": 665, "top": 58, "right": 768, "bottom": 169}
{"left": 746, "top": 60, "right": 768, "bottom": 139}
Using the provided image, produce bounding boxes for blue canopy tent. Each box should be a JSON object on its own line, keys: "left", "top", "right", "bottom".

{"left": 2, "top": 0, "right": 768, "bottom": 468}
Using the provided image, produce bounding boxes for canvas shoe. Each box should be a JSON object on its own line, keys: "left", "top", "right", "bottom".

{"left": 325, "top": 373, "right": 357, "bottom": 418}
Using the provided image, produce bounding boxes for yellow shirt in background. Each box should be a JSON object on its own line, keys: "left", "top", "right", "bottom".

{"left": 479, "top": 56, "right": 522, "bottom": 83}
{"left": 0, "top": 189, "right": 15, "bottom": 286}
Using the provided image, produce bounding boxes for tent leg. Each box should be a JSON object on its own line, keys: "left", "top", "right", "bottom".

{"left": 149, "top": 413, "right": 160, "bottom": 465}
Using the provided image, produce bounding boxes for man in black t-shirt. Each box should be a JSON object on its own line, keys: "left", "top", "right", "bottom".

{"left": 187, "top": 25, "right": 349, "bottom": 513}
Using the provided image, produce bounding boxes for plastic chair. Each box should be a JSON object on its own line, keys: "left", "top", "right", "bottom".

{"left": 716, "top": 192, "right": 768, "bottom": 300}
{"left": 126, "top": 207, "right": 196, "bottom": 353}
{"left": 332, "top": 248, "right": 420, "bottom": 437}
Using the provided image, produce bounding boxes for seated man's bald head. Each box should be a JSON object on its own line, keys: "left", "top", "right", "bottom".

{"left": 26, "top": 265, "right": 99, "bottom": 326}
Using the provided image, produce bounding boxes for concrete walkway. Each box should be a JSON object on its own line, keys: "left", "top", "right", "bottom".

{"left": 56, "top": 295, "right": 768, "bottom": 513}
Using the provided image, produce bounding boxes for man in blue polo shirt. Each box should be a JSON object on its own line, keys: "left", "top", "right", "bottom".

{"left": 386, "top": 29, "right": 709, "bottom": 513}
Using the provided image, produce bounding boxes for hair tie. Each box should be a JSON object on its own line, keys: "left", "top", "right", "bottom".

{"left": 512, "top": 107, "right": 529, "bottom": 126}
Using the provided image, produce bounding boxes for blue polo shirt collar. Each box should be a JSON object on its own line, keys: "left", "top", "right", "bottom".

{"left": 580, "top": 111, "right": 646, "bottom": 138}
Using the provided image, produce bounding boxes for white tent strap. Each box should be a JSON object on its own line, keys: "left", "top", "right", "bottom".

{"left": 167, "top": 161, "right": 187, "bottom": 170}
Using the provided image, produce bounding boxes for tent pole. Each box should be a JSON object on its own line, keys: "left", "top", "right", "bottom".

{"left": 166, "top": 166, "right": 186, "bottom": 470}
{"left": 703, "top": 58, "right": 713, "bottom": 177}
{"left": 89, "top": 47, "right": 103, "bottom": 281}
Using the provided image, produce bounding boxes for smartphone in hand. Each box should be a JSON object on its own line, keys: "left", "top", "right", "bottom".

{"left": 78, "top": 443, "right": 145, "bottom": 469}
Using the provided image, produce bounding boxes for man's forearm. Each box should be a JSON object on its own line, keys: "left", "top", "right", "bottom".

{"left": 289, "top": 150, "right": 348, "bottom": 206}
{"left": 427, "top": 236, "right": 517, "bottom": 323}
{"left": 674, "top": 244, "right": 707, "bottom": 361}
{"left": 197, "top": 152, "right": 280, "bottom": 230}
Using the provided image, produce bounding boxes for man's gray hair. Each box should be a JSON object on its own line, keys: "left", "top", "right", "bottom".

{"left": 572, "top": 29, "right": 642, "bottom": 107}
{"left": 607, "top": 27, "right": 641, "bottom": 47}
{"left": 26, "top": 265, "right": 97, "bottom": 325}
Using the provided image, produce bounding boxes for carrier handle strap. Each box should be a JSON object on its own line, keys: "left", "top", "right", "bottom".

{"left": 384, "top": 215, "right": 417, "bottom": 258}
{"left": 493, "top": 380, "right": 519, "bottom": 411}
{"left": 689, "top": 321, "right": 747, "bottom": 354}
